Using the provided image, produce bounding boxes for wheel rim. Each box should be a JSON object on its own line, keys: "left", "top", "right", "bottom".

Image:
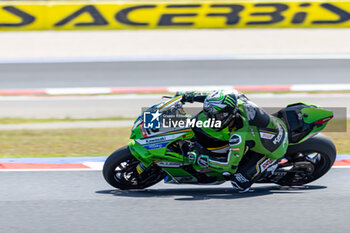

{"left": 114, "top": 158, "right": 140, "bottom": 186}
{"left": 112, "top": 157, "right": 166, "bottom": 188}
{"left": 278, "top": 151, "right": 330, "bottom": 185}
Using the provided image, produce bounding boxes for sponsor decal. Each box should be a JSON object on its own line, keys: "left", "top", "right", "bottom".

{"left": 231, "top": 148, "right": 240, "bottom": 151}
{"left": 229, "top": 134, "right": 242, "bottom": 146}
{"left": 244, "top": 103, "right": 257, "bottom": 121}
{"left": 140, "top": 123, "right": 148, "bottom": 137}
{"left": 145, "top": 136, "right": 166, "bottom": 144}
{"left": 223, "top": 95, "right": 237, "bottom": 108}
{"left": 259, "top": 131, "right": 275, "bottom": 140}
{"left": 3, "top": 2, "right": 350, "bottom": 30}
{"left": 144, "top": 142, "right": 169, "bottom": 150}
{"left": 155, "top": 161, "right": 184, "bottom": 167}
{"left": 136, "top": 166, "right": 143, "bottom": 174}
{"left": 273, "top": 133, "right": 283, "bottom": 145}
{"left": 315, "top": 116, "right": 334, "bottom": 124}
{"left": 282, "top": 133, "right": 288, "bottom": 148}
{"left": 136, "top": 132, "right": 185, "bottom": 145}
{"left": 136, "top": 163, "right": 146, "bottom": 174}
{"left": 252, "top": 157, "right": 276, "bottom": 179}
{"left": 273, "top": 123, "right": 284, "bottom": 145}
{"left": 260, "top": 159, "right": 275, "bottom": 172}
{"left": 233, "top": 173, "right": 249, "bottom": 183}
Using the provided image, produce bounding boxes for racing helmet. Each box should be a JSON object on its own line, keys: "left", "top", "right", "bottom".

{"left": 203, "top": 90, "right": 238, "bottom": 130}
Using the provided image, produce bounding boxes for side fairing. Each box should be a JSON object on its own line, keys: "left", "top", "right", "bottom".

{"left": 129, "top": 129, "right": 195, "bottom": 166}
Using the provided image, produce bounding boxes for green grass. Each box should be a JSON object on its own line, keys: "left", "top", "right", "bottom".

{"left": 0, "top": 117, "right": 133, "bottom": 125}
{"left": 0, "top": 122, "right": 348, "bottom": 158}
{"left": 324, "top": 130, "right": 350, "bottom": 154}
{"left": 0, "top": 128, "right": 131, "bottom": 158}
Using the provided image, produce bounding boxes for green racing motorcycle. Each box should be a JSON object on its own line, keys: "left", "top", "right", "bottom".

{"left": 103, "top": 95, "right": 336, "bottom": 190}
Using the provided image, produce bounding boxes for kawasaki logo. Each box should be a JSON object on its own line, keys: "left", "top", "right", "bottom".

{"left": 145, "top": 137, "right": 166, "bottom": 144}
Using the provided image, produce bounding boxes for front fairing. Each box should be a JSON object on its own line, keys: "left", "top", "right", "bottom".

{"left": 128, "top": 96, "right": 195, "bottom": 165}
{"left": 127, "top": 95, "right": 226, "bottom": 184}
{"left": 130, "top": 96, "right": 185, "bottom": 140}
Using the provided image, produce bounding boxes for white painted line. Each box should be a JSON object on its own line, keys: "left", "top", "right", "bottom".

{"left": 83, "top": 162, "right": 104, "bottom": 170}
{"left": 3, "top": 83, "right": 350, "bottom": 97}
{"left": 168, "top": 85, "right": 233, "bottom": 93}
{"left": 0, "top": 92, "right": 350, "bottom": 102}
{"left": 0, "top": 166, "right": 348, "bottom": 171}
{"left": 248, "top": 93, "right": 350, "bottom": 99}
{"left": 0, "top": 94, "right": 163, "bottom": 101}
{"left": 46, "top": 87, "right": 112, "bottom": 95}
{"left": 2, "top": 54, "right": 350, "bottom": 64}
{"left": 292, "top": 84, "right": 350, "bottom": 92}
{"left": 0, "top": 168, "right": 101, "bottom": 172}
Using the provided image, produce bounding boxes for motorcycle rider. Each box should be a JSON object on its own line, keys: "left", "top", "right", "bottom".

{"left": 180, "top": 90, "right": 288, "bottom": 192}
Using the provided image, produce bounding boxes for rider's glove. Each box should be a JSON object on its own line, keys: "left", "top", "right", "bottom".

{"left": 174, "top": 92, "right": 182, "bottom": 97}
{"left": 181, "top": 92, "right": 196, "bottom": 103}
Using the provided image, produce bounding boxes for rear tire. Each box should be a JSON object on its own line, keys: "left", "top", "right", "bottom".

{"left": 276, "top": 133, "right": 336, "bottom": 186}
{"left": 103, "top": 146, "right": 166, "bottom": 190}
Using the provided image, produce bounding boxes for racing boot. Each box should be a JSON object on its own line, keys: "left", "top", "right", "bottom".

{"left": 231, "top": 152, "right": 278, "bottom": 192}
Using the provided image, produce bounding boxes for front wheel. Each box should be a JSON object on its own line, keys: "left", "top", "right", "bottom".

{"left": 103, "top": 146, "right": 166, "bottom": 190}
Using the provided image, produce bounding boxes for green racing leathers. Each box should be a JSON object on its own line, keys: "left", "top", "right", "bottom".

{"left": 183, "top": 91, "right": 289, "bottom": 191}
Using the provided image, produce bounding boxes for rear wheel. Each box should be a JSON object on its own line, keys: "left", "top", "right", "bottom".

{"left": 276, "top": 134, "right": 336, "bottom": 186}
{"left": 103, "top": 146, "right": 166, "bottom": 190}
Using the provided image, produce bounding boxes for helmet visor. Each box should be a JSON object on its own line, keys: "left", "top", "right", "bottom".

{"left": 204, "top": 111, "right": 232, "bottom": 128}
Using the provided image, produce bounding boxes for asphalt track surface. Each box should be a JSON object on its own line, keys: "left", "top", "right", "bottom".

{"left": 1, "top": 59, "right": 350, "bottom": 89}
{"left": 0, "top": 168, "right": 348, "bottom": 233}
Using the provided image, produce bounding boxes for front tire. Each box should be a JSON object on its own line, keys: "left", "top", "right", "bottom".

{"left": 103, "top": 146, "right": 166, "bottom": 190}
